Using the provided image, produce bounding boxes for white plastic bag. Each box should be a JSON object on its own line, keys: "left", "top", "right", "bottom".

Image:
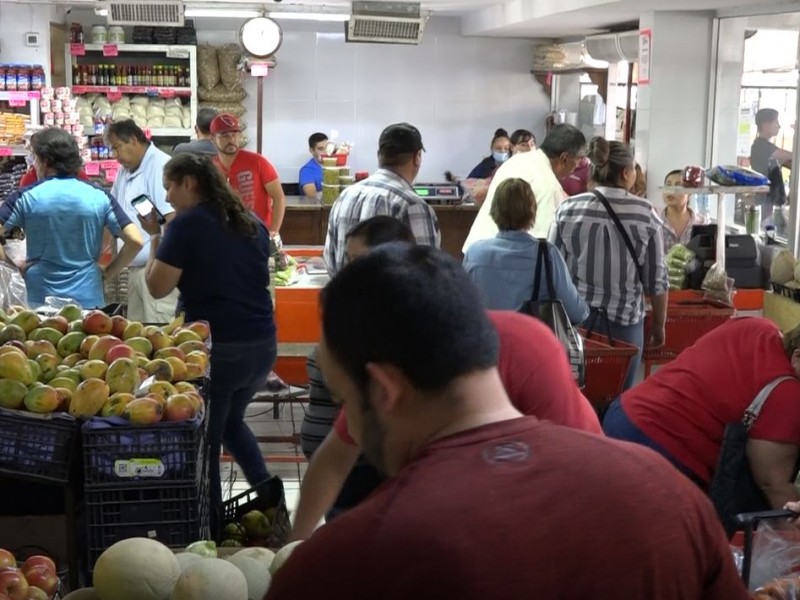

{"left": 749, "top": 518, "right": 800, "bottom": 590}
{"left": 0, "top": 263, "right": 28, "bottom": 309}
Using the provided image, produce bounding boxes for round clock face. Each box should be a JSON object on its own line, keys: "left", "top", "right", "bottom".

{"left": 239, "top": 17, "right": 282, "bottom": 58}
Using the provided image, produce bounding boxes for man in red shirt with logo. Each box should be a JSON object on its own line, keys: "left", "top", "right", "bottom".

{"left": 265, "top": 244, "right": 747, "bottom": 600}
{"left": 209, "top": 113, "right": 285, "bottom": 236}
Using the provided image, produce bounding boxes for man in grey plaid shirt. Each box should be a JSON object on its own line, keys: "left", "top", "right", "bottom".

{"left": 324, "top": 123, "right": 441, "bottom": 276}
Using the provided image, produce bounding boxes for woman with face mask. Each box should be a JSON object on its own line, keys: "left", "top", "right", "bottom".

{"left": 463, "top": 128, "right": 511, "bottom": 206}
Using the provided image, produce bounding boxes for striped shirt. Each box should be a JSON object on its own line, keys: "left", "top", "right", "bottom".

{"left": 661, "top": 207, "right": 707, "bottom": 254}
{"left": 323, "top": 168, "right": 441, "bottom": 276}
{"left": 549, "top": 186, "right": 669, "bottom": 326}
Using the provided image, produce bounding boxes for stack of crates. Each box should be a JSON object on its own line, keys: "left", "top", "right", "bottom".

{"left": 81, "top": 384, "right": 210, "bottom": 575}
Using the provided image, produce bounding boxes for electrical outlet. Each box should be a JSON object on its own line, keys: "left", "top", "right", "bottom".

{"left": 24, "top": 32, "right": 40, "bottom": 47}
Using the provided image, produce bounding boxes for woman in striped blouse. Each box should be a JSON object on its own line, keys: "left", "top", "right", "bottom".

{"left": 550, "top": 137, "right": 669, "bottom": 391}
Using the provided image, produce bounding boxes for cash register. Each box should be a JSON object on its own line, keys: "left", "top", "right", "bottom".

{"left": 685, "top": 225, "right": 765, "bottom": 289}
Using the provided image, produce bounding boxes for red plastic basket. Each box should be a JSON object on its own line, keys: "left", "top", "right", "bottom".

{"left": 644, "top": 302, "right": 734, "bottom": 362}
{"left": 580, "top": 329, "right": 638, "bottom": 411}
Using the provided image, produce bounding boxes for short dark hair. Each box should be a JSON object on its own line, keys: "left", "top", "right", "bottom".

{"left": 346, "top": 216, "right": 414, "bottom": 247}
{"left": 30, "top": 128, "right": 82, "bottom": 177}
{"left": 196, "top": 108, "right": 218, "bottom": 135}
{"left": 756, "top": 108, "right": 779, "bottom": 128}
{"left": 309, "top": 132, "right": 328, "bottom": 149}
{"left": 490, "top": 178, "right": 536, "bottom": 231}
{"left": 321, "top": 244, "right": 499, "bottom": 395}
{"left": 664, "top": 169, "right": 683, "bottom": 184}
{"left": 491, "top": 128, "right": 510, "bottom": 146}
{"left": 587, "top": 136, "right": 634, "bottom": 187}
{"left": 510, "top": 129, "right": 535, "bottom": 146}
{"left": 106, "top": 119, "right": 149, "bottom": 145}
{"left": 539, "top": 124, "right": 586, "bottom": 160}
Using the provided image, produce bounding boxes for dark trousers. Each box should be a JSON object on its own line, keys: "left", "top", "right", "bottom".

{"left": 208, "top": 335, "right": 277, "bottom": 532}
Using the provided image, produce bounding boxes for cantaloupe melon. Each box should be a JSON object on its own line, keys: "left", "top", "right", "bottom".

{"left": 63, "top": 589, "right": 101, "bottom": 600}
{"left": 226, "top": 554, "right": 271, "bottom": 600}
{"left": 268, "top": 541, "right": 303, "bottom": 577}
{"left": 170, "top": 558, "right": 247, "bottom": 600}
{"left": 231, "top": 547, "right": 275, "bottom": 571}
{"left": 93, "top": 538, "right": 180, "bottom": 600}
{"left": 175, "top": 553, "right": 203, "bottom": 572}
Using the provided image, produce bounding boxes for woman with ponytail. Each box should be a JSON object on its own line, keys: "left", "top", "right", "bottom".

{"left": 463, "top": 128, "right": 512, "bottom": 206}
{"left": 140, "top": 153, "right": 276, "bottom": 529}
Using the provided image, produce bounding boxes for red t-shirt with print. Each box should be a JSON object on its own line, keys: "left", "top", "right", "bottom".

{"left": 621, "top": 317, "right": 800, "bottom": 483}
{"left": 334, "top": 310, "right": 603, "bottom": 445}
{"left": 213, "top": 149, "right": 278, "bottom": 226}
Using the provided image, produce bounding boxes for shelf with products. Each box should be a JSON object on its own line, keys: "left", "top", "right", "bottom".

{"left": 0, "top": 81, "right": 41, "bottom": 151}
{"left": 65, "top": 43, "right": 197, "bottom": 139}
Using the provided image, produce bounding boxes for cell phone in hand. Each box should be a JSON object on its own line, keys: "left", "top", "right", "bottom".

{"left": 131, "top": 194, "right": 166, "bottom": 225}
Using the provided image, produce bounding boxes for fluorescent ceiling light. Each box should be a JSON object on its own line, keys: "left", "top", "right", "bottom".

{"left": 95, "top": 8, "right": 108, "bottom": 16}
{"left": 184, "top": 8, "right": 261, "bottom": 18}
{"left": 269, "top": 12, "right": 349, "bottom": 22}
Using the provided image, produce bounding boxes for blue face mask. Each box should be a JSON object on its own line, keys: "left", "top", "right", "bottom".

{"left": 493, "top": 151, "right": 509, "bottom": 164}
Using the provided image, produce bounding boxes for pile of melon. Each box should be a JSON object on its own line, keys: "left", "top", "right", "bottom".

{"left": 64, "top": 537, "right": 303, "bottom": 600}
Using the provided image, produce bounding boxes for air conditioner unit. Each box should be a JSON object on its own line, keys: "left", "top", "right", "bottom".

{"left": 99, "top": 1, "right": 184, "bottom": 27}
{"left": 533, "top": 42, "right": 608, "bottom": 71}
{"left": 585, "top": 31, "right": 639, "bottom": 63}
{"left": 346, "top": 1, "right": 427, "bottom": 45}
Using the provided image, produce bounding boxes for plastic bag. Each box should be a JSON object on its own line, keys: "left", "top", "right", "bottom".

{"left": 0, "top": 263, "right": 28, "bottom": 309}
{"left": 707, "top": 165, "right": 769, "bottom": 187}
{"left": 748, "top": 518, "right": 800, "bottom": 591}
{"left": 702, "top": 261, "right": 735, "bottom": 306}
{"left": 197, "top": 44, "right": 220, "bottom": 90}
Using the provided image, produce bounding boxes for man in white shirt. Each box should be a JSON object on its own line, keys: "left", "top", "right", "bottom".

{"left": 463, "top": 124, "right": 586, "bottom": 252}
{"left": 107, "top": 119, "right": 179, "bottom": 323}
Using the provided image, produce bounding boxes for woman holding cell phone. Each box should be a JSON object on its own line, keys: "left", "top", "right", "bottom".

{"left": 138, "top": 153, "right": 276, "bottom": 533}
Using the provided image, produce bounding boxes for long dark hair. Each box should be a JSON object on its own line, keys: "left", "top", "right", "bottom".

{"left": 163, "top": 154, "right": 257, "bottom": 236}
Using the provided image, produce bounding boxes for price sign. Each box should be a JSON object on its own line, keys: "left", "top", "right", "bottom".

{"left": 143, "top": 128, "right": 152, "bottom": 140}
{"left": 8, "top": 92, "right": 26, "bottom": 107}
{"left": 107, "top": 90, "right": 122, "bottom": 102}
{"left": 70, "top": 43, "right": 86, "bottom": 56}
{"left": 0, "top": 147, "right": 13, "bottom": 157}
{"left": 250, "top": 63, "right": 269, "bottom": 77}
{"left": 27, "top": 91, "right": 41, "bottom": 100}
{"left": 100, "top": 160, "right": 119, "bottom": 170}
{"left": 166, "top": 47, "right": 190, "bottom": 59}
{"left": 84, "top": 162, "right": 101, "bottom": 176}
{"left": 102, "top": 44, "right": 119, "bottom": 57}
{"left": 105, "top": 167, "right": 118, "bottom": 183}
{"left": 159, "top": 89, "right": 176, "bottom": 99}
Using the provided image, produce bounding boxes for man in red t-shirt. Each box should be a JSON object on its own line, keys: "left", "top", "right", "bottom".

{"left": 292, "top": 310, "right": 601, "bottom": 540}
{"left": 19, "top": 166, "right": 89, "bottom": 188}
{"left": 266, "top": 244, "right": 748, "bottom": 600}
{"left": 605, "top": 317, "right": 800, "bottom": 509}
{"left": 209, "top": 113, "right": 285, "bottom": 235}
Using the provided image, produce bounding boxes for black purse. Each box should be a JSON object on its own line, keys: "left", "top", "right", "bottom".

{"left": 709, "top": 376, "right": 796, "bottom": 537}
{"left": 518, "top": 241, "right": 585, "bottom": 386}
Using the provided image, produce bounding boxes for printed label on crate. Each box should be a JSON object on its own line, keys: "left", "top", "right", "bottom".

{"left": 70, "top": 43, "right": 86, "bottom": 56}
{"left": 84, "top": 162, "right": 101, "bottom": 176}
{"left": 166, "top": 47, "right": 190, "bottom": 59}
{"left": 105, "top": 167, "right": 118, "bottom": 183}
{"left": 103, "top": 44, "right": 119, "bottom": 57}
{"left": 0, "top": 147, "right": 13, "bottom": 157}
{"left": 114, "top": 458, "right": 165, "bottom": 478}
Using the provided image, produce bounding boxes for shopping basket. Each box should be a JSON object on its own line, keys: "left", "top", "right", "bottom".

{"left": 579, "top": 327, "right": 638, "bottom": 412}
{"left": 643, "top": 294, "right": 734, "bottom": 375}
{"left": 733, "top": 509, "right": 800, "bottom": 590}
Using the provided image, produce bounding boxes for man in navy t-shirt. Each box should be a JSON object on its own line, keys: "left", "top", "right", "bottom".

{"left": 299, "top": 132, "right": 328, "bottom": 198}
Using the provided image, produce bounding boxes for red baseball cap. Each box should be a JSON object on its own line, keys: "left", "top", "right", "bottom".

{"left": 210, "top": 113, "right": 242, "bottom": 135}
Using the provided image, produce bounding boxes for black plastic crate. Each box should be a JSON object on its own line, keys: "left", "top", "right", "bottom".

{"left": 85, "top": 480, "right": 210, "bottom": 573}
{"left": 219, "top": 477, "right": 291, "bottom": 548}
{"left": 772, "top": 282, "right": 800, "bottom": 302}
{"left": 0, "top": 408, "right": 79, "bottom": 484}
{"left": 82, "top": 414, "right": 206, "bottom": 488}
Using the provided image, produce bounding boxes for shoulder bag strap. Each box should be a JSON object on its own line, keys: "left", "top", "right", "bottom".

{"left": 743, "top": 375, "right": 797, "bottom": 430}
{"left": 531, "top": 240, "right": 546, "bottom": 302}
{"left": 539, "top": 240, "right": 557, "bottom": 301}
{"left": 592, "top": 190, "right": 645, "bottom": 286}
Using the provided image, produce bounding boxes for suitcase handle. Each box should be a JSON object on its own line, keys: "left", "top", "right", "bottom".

{"left": 736, "top": 509, "right": 799, "bottom": 588}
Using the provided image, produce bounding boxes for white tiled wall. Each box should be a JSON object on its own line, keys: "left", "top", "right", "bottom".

{"left": 196, "top": 17, "right": 551, "bottom": 184}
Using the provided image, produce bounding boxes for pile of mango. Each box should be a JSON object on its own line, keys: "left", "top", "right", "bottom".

{"left": 0, "top": 306, "right": 208, "bottom": 425}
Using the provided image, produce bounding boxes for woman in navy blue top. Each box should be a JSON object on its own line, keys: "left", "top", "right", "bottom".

{"left": 463, "top": 177, "right": 589, "bottom": 324}
{"left": 467, "top": 128, "right": 511, "bottom": 179}
{"left": 140, "top": 153, "right": 276, "bottom": 530}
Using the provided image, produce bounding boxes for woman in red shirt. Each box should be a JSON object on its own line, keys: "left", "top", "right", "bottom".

{"left": 604, "top": 317, "right": 800, "bottom": 510}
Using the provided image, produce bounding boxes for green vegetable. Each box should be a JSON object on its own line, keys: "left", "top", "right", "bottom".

{"left": 185, "top": 540, "right": 218, "bottom": 558}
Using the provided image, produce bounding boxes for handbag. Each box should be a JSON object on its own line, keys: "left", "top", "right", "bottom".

{"left": 592, "top": 190, "right": 644, "bottom": 286}
{"left": 518, "top": 241, "right": 585, "bottom": 387}
{"left": 709, "top": 375, "right": 796, "bottom": 537}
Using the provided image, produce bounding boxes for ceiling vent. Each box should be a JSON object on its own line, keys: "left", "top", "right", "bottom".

{"left": 585, "top": 31, "right": 639, "bottom": 63}
{"left": 533, "top": 42, "right": 608, "bottom": 72}
{"left": 346, "top": 1, "right": 427, "bottom": 45}
{"left": 100, "top": 1, "right": 184, "bottom": 27}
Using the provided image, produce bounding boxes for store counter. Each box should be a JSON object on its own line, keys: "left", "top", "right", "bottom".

{"left": 280, "top": 196, "right": 478, "bottom": 260}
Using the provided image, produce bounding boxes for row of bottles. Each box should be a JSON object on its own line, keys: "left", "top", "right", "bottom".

{"left": 73, "top": 64, "right": 190, "bottom": 88}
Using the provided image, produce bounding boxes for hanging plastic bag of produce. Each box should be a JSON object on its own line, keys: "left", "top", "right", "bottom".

{"left": 701, "top": 261, "right": 736, "bottom": 307}
{"left": 0, "top": 262, "right": 28, "bottom": 309}
{"left": 746, "top": 517, "right": 800, "bottom": 591}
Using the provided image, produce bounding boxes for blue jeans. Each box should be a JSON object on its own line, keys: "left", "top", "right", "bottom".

{"left": 606, "top": 319, "right": 644, "bottom": 391}
{"left": 208, "top": 334, "right": 277, "bottom": 530}
{"left": 603, "top": 398, "right": 706, "bottom": 488}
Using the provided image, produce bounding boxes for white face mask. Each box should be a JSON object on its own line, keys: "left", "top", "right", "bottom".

{"left": 493, "top": 151, "right": 510, "bottom": 163}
